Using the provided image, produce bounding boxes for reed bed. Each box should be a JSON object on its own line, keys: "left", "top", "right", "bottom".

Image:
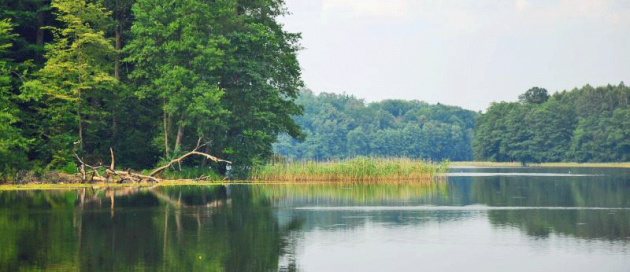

{"left": 251, "top": 157, "right": 448, "bottom": 182}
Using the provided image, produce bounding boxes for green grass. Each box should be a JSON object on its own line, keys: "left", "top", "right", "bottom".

{"left": 452, "top": 161, "right": 630, "bottom": 168}
{"left": 251, "top": 157, "right": 448, "bottom": 183}
{"left": 160, "top": 167, "right": 224, "bottom": 181}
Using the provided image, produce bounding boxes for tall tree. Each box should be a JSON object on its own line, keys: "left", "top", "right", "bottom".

{"left": 125, "top": 0, "right": 229, "bottom": 158}
{"left": 23, "top": 0, "right": 116, "bottom": 166}
{"left": 213, "top": 0, "right": 305, "bottom": 169}
{"left": 0, "top": 19, "right": 29, "bottom": 175}
{"left": 519, "top": 87, "right": 549, "bottom": 105}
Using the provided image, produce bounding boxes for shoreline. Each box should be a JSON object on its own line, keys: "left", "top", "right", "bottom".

{"left": 0, "top": 179, "right": 446, "bottom": 191}
{"left": 451, "top": 161, "right": 630, "bottom": 168}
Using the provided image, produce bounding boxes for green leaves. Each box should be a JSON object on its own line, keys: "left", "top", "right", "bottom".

{"left": 475, "top": 84, "right": 630, "bottom": 163}
{"left": 0, "top": 19, "right": 29, "bottom": 176}
{"left": 274, "top": 91, "right": 477, "bottom": 161}
{"left": 126, "top": 0, "right": 228, "bottom": 157}
{"left": 19, "top": 0, "right": 117, "bottom": 167}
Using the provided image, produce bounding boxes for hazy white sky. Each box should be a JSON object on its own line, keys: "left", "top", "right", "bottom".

{"left": 280, "top": 0, "right": 630, "bottom": 111}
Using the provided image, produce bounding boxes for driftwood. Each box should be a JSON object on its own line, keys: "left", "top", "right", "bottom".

{"left": 75, "top": 139, "right": 231, "bottom": 183}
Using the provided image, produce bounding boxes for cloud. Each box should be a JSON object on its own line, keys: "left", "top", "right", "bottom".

{"left": 317, "top": 0, "right": 630, "bottom": 31}
{"left": 322, "top": 0, "right": 409, "bottom": 17}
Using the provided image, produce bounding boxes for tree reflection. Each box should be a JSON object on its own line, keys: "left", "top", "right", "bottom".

{"left": 0, "top": 185, "right": 303, "bottom": 272}
{"left": 471, "top": 175, "right": 630, "bottom": 241}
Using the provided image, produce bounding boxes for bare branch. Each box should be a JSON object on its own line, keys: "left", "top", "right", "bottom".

{"left": 150, "top": 150, "right": 231, "bottom": 177}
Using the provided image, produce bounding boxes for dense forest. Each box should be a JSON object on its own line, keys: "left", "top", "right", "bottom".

{"left": 475, "top": 84, "right": 630, "bottom": 163}
{"left": 0, "top": 0, "right": 304, "bottom": 179}
{"left": 273, "top": 90, "right": 477, "bottom": 161}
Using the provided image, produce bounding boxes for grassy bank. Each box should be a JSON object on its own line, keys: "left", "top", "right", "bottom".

{"left": 251, "top": 157, "right": 448, "bottom": 182}
{"left": 451, "top": 161, "right": 630, "bottom": 168}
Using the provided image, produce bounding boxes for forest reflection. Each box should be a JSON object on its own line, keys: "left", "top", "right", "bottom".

{"left": 0, "top": 185, "right": 302, "bottom": 272}
{"left": 1, "top": 173, "right": 629, "bottom": 271}
{"left": 469, "top": 174, "right": 630, "bottom": 241}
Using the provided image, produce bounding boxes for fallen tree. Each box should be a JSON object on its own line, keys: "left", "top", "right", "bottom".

{"left": 74, "top": 139, "right": 231, "bottom": 183}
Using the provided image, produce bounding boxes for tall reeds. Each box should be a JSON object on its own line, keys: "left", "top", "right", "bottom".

{"left": 251, "top": 157, "right": 448, "bottom": 182}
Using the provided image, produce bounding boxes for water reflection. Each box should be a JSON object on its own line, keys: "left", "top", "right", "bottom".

{"left": 468, "top": 172, "right": 630, "bottom": 241}
{"left": 0, "top": 186, "right": 302, "bottom": 272}
{"left": 0, "top": 168, "right": 629, "bottom": 271}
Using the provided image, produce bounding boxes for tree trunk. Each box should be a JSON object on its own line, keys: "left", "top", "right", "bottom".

{"left": 112, "top": 17, "right": 122, "bottom": 136}
{"left": 200, "top": 144, "right": 211, "bottom": 167}
{"left": 112, "top": 105, "right": 117, "bottom": 137}
{"left": 163, "top": 98, "right": 169, "bottom": 157}
{"left": 114, "top": 23, "right": 121, "bottom": 80}
{"left": 36, "top": 6, "right": 44, "bottom": 47}
{"left": 174, "top": 123, "right": 184, "bottom": 153}
{"left": 78, "top": 90, "right": 84, "bottom": 150}
{"left": 36, "top": 3, "right": 45, "bottom": 63}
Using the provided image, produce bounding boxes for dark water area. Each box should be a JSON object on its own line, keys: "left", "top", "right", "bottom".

{"left": 1, "top": 168, "right": 630, "bottom": 271}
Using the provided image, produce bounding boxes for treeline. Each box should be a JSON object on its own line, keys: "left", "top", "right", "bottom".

{"left": 0, "top": 0, "right": 303, "bottom": 179}
{"left": 274, "top": 90, "right": 477, "bottom": 161}
{"left": 474, "top": 84, "right": 630, "bottom": 163}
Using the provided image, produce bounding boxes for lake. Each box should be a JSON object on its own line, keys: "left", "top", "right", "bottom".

{"left": 1, "top": 167, "right": 630, "bottom": 271}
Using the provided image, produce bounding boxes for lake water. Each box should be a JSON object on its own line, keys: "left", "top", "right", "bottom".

{"left": 1, "top": 167, "right": 630, "bottom": 271}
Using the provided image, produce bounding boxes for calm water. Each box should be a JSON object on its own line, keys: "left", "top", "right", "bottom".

{"left": 1, "top": 167, "right": 630, "bottom": 271}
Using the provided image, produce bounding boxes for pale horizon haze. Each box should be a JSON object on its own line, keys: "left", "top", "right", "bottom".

{"left": 280, "top": 0, "right": 630, "bottom": 111}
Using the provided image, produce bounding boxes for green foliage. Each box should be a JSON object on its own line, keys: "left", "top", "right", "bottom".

{"left": 161, "top": 167, "right": 222, "bottom": 181}
{"left": 1, "top": 0, "right": 304, "bottom": 179}
{"left": 209, "top": 0, "right": 305, "bottom": 170}
{"left": 60, "top": 162, "right": 76, "bottom": 174}
{"left": 274, "top": 90, "right": 477, "bottom": 161}
{"left": 0, "top": 19, "right": 30, "bottom": 177}
{"left": 124, "top": 0, "right": 304, "bottom": 175}
{"left": 125, "top": 0, "right": 229, "bottom": 157}
{"left": 21, "top": 0, "right": 117, "bottom": 168}
{"left": 475, "top": 83, "right": 630, "bottom": 163}
{"left": 0, "top": 0, "right": 56, "bottom": 64}
{"left": 519, "top": 87, "right": 549, "bottom": 104}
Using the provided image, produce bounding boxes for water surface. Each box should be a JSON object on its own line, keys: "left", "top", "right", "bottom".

{"left": 1, "top": 167, "right": 630, "bottom": 271}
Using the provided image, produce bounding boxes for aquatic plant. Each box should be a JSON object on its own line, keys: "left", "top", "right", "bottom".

{"left": 250, "top": 157, "right": 448, "bottom": 182}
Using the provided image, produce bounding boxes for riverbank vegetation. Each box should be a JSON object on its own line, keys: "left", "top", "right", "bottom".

{"left": 251, "top": 157, "right": 448, "bottom": 182}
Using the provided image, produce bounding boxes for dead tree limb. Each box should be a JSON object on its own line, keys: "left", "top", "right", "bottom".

{"left": 74, "top": 140, "right": 230, "bottom": 183}
{"left": 149, "top": 137, "right": 230, "bottom": 178}
{"left": 149, "top": 151, "right": 231, "bottom": 178}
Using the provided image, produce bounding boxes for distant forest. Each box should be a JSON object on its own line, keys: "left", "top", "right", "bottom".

{"left": 274, "top": 90, "right": 477, "bottom": 161}
{"left": 475, "top": 84, "right": 630, "bottom": 163}
{"left": 276, "top": 83, "right": 630, "bottom": 164}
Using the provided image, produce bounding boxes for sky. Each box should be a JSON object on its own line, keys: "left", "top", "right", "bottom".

{"left": 279, "top": 0, "right": 630, "bottom": 111}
